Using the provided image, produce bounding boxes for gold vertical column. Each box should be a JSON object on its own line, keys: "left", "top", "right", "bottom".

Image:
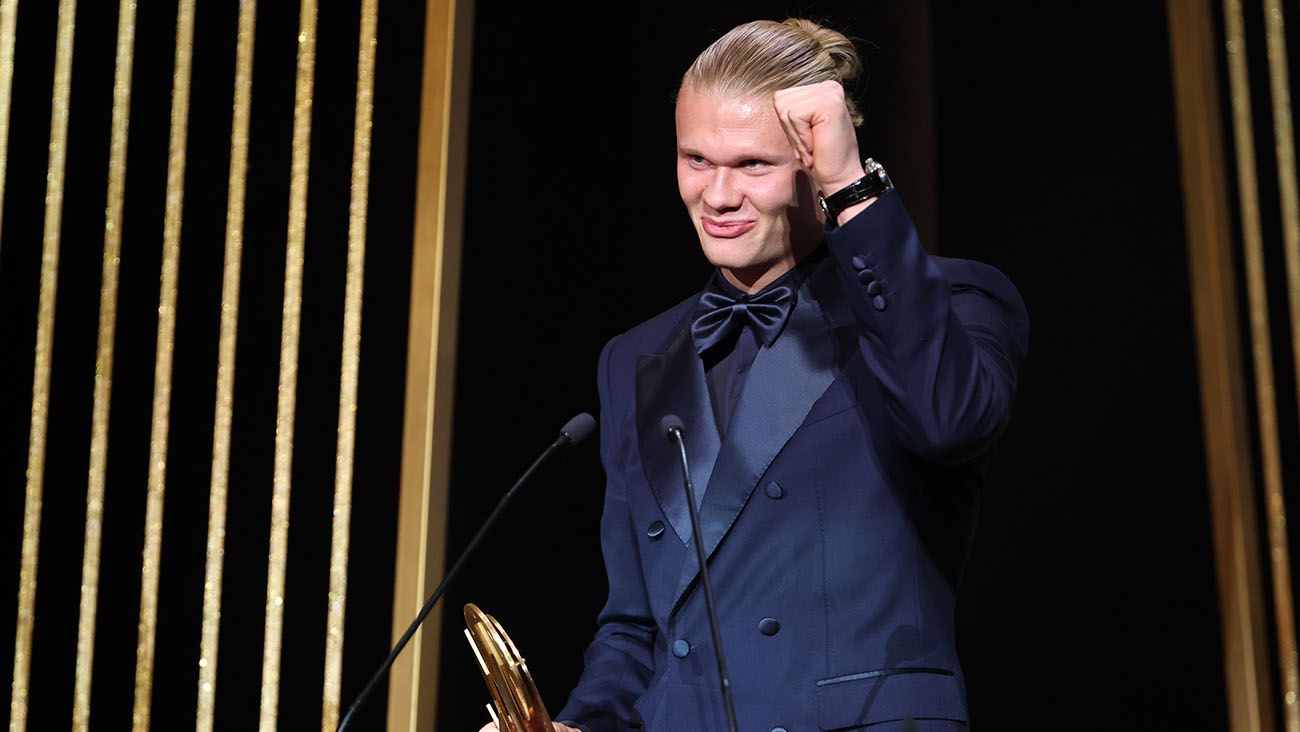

{"left": 131, "top": 0, "right": 196, "bottom": 728}
{"left": 320, "top": 0, "right": 377, "bottom": 728}
{"left": 387, "top": 0, "right": 475, "bottom": 728}
{"left": 71, "top": 0, "right": 136, "bottom": 729}
{"left": 258, "top": 1, "right": 316, "bottom": 728}
{"left": 1262, "top": 1, "right": 1300, "bottom": 727}
{"left": 195, "top": 2, "right": 257, "bottom": 730}
{"left": 1265, "top": 3, "right": 1300, "bottom": 401}
{"left": 1224, "top": 1, "right": 1300, "bottom": 730}
{"left": 0, "top": 0, "right": 18, "bottom": 256}
{"left": 1168, "top": 2, "right": 1276, "bottom": 730}
{"left": 8, "top": 1, "right": 76, "bottom": 730}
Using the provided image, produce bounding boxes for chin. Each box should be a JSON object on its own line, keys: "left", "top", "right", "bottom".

{"left": 698, "top": 243, "right": 757, "bottom": 271}
{"left": 695, "top": 232, "right": 755, "bottom": 267}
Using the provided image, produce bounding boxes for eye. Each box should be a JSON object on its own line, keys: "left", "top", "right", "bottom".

{"left": 741, "top": 159, "right": 770, "bottom": 170}
{"left": 681, "top": 153, "right": 710, "bottom": 169}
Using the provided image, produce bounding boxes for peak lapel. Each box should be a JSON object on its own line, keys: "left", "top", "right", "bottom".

{"left": 669, "top": 282, "right": 839, "bottom": 611}
{"left": 636, "top": 326, "right": 722, "bottom": 545}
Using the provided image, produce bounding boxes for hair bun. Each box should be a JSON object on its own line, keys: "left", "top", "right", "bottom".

{"left": 782, "top": 18, "right": 862, "bottom": 84}
{"left": 681, "top": 17, "right": 866, "bottom": 127}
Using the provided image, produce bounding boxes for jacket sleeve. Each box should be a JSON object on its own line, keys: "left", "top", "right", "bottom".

{"left": 825, "top": 190, "right": 1030, "bottom": 463}
{"left": 555, "top": 337, "right": 656, "bottom": 732}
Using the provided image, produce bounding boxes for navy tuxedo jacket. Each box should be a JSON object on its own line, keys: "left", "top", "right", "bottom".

{"left": 556, "top": 192, "right": 1029, "bottom": 732}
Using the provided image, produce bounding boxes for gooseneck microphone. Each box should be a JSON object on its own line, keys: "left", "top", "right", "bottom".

{"left": 337, "top": 413, "right": 597, "bottom": 731}
{"left": 660, "top": 414, "right": 739, "bottom": 732}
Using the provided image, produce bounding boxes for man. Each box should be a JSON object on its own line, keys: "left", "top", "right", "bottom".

{"left": 487, "top": 18, "right": 1027, "bottom": 732}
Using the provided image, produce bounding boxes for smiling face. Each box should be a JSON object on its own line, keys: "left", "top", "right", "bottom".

{"left": 676, "top": 87, "right": 823, "bottom": 292}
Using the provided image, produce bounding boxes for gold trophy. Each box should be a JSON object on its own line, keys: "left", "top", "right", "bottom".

{"left": 464, "top": 603, "right": 555, "bottom": 732}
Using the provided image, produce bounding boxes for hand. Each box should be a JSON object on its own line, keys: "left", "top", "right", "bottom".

{"left": 772, "top": 80, "right": 867, "bottom": 198}
{"left": 477, "top": 723, "right": 582, "bottom": 732}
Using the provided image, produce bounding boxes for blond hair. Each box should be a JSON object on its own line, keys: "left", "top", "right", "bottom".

{"left": 681, "top": 18, "right": 864, "bottom": 126}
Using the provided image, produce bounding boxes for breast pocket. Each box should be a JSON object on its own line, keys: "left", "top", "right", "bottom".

{"left": 815, "top": 667, "right": 967, "bottom": 731}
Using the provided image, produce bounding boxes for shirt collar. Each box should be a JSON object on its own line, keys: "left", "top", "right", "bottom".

{"left": 707, "top": 244, "right": 826, "bottom": 300}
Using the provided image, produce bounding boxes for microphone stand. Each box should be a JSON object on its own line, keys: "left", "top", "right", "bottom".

{"left": 663, "top": 416, "right": 740, "bottom": 732}
{"left": 337, "top": 414, "right": 596, "bottom": 731}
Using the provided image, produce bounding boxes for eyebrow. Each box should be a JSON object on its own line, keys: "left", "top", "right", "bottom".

{"left": 678, "top": 147, "right": 778, "bottom": 165}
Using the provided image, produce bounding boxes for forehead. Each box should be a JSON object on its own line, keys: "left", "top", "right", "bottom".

{"left": 675, "top": 90, "right": 789, "bottom": 156}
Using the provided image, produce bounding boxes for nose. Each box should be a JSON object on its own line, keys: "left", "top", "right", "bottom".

{"left": 702, "top": 166, "right": 741, "bottom": 212}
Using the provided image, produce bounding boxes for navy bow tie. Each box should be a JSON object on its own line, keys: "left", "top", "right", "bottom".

{"left": 690, "top": 283, "right": 796, "bottom": 356}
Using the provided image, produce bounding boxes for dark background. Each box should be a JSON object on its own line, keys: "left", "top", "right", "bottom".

{"left": 0, "top": 1, "right": 1230, "bottom": 730}
{"left": 0, "top": 1, "right": 422, "bottom": 729}
{"left": 437, "top": 2, "right": 1227, "bottom": 731}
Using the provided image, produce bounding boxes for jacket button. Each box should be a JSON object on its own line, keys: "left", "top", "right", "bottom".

{"left": 850, "top": 255, "right": 868, "bottom": 270}
{"left": 764, "top": 481, "right": 784, "bottom": 500}
{"left": 646, "top": 520, "right": 665, "bottom": 540}
{"left": 866, "top": 280, "right": 883, "bottom": 296}
{"left": 758, "top": 617, "right": 781, "bottom": 636}
{"left": 856, "top": 268, "right": 876, "bottom": 284}
{"left": 672, "top": 639, "right": 690, "bottom": 658}
{"left": 772, "top": 728, "right": 788, "bottom": 732}
{"left": 872, "top": 295, "right": 888, "bottom": 312}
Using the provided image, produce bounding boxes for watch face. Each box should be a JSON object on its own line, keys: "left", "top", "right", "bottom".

{"left": 864, "top": 158, "right": 893, "bottom": 191}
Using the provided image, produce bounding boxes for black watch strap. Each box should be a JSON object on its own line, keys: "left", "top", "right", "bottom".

{"left": 819, "top": 158, "right": 893, "bottom": 224}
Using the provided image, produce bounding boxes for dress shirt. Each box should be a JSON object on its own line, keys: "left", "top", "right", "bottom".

{"left": 698, "top": 247, "right": 826, "bottom": 436}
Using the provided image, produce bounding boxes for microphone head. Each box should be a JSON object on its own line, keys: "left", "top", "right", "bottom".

{"left": 559, "top": 412, "right": 597, "bottom": 446}
{"left": 660, "top": 414, "right": 685, "bottom": 439}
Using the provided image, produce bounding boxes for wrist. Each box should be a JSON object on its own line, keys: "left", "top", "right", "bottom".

{"left": 818, "top": 158, "right": 892, "bottom": 227}
{"left": 816, "top": 161, "right": 868, "bottom": 198}
{"left": 833, "top": 196, "right": 877, "bottom": 226}
{"left": 817, "top": 163, "right": 867, "bottom": 198}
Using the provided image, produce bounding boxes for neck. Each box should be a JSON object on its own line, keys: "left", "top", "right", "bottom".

{"left": 720, "top": 262, "right": 791, "bottom": 294}
{"left": 720, "top": 236, "right": 819, "bottom": 294}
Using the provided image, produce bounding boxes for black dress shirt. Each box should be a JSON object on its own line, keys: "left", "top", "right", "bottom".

{"left": 698, "top": 248, "right": 825, "bottom": 436}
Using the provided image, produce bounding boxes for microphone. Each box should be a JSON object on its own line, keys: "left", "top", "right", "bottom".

{"left": 337, "top": 412, "right": 597, "bottom": 731}
{"left": 559, "top": 412, "right": 598, "bottom": 446}
{"left": 659, "top": 414, "right": 739, "bottom": 732}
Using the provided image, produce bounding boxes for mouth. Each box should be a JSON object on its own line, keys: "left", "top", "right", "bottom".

{"left": 701, "top": 218, "right": 757, "bottom": 239}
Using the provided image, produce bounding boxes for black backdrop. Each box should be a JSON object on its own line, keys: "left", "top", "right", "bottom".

{"left": 0, "top": 1, "right": 423, "bottom": 729}
{"left": 437, "top": 2, "right": 1227, "bottom": 731}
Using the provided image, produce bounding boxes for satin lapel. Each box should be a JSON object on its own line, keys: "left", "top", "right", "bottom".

{"left": 636, "top": 326, "right": 722, "bottom": 545}
{"left": 670, "top": 281, "right": 838, "bottom": 610}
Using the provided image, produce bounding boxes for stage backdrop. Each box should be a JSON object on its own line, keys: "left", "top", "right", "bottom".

{"left": 436, "top": 1, "right": 1292, "bottom": 731}
{"left": 4, "top": 1, "right": 1299, "bottom": 732}
{"left": 0, "top": 1, "right": 463, "bottom": 730}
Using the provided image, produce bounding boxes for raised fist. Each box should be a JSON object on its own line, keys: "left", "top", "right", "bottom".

{"left": 772, "top": 80, "right": 865, "bottom": 196}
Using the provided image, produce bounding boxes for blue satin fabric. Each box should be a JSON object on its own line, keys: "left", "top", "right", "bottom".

{"left": 689, "top": 284, "right": 796, "bottom": 356}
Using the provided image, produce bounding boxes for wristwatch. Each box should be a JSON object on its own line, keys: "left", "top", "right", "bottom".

{"left": 819, "top": 158, "right": 893, "bottom": 225}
